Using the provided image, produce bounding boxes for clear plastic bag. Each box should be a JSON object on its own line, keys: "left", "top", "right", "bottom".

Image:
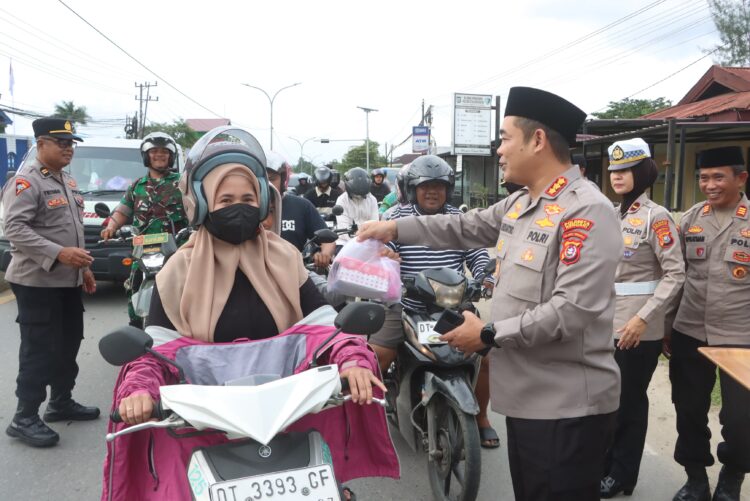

{"left": 328, "top": 239, "right": 401, "bottom": 302}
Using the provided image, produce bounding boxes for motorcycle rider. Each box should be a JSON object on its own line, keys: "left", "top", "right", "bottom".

{"left": 103, "top": 128, "right": 396, "bottom": 501}
{"left": 369, "top": 155, "right": 500, "bottom": 449}
{"left": 379, "top": 164, "right": 410, "bottom": 219}
{"left": 100, "top": 132, "right": 188, "bottom": 328}
{"left": 304, "top": 165, "right": 343, "bottom": 209}
{"left": 266, "top": 151, "right": 335, "bottom": 267}
{"left": 335, "top": 167, "right": 379, "bottom": 242}
{"left": 370, "top": 167, "right": 391, "bottom": 202}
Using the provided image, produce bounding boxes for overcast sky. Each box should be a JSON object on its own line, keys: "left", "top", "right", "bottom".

{"left": 0, "top": 0, "right": 721, "bottom": 164}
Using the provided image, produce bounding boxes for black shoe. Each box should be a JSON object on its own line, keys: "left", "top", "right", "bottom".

{"left": 712, "top": 466, "right": 745, "bottom": 501}
{"left": 674, "top": 471, "right": 711, "bottom": 501}
{"left": 43, "top": 400, "right": 100, "bottom": 422}
{"left": 6, "top": 415, "right": 59, "bottom": 447}
{"left": 601, "top": 475, "right": 634, "bottom": 498}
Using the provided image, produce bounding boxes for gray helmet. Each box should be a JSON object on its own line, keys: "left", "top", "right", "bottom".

{"left": 181, "top": 126, "right": 270, "bottom": 227}
{"left": 141, "top": 131, "right": 177, "bottom": 168}
{"left": 265, "top": 151, "right": 291, "bottom": 192}
{"left": 396, "top": 163, "right": 410, "bottom": 203}
{"left": 371, "top": 168, "right": 385, "bottom": 180}
{"left": 313, "top": 166, "right": 333, "bottom": 187}
{"left": 344, "top": 167, "right": 371, "bottom": 198}
{"left": 405, "top": 155, "right": 455, "bottom": 205}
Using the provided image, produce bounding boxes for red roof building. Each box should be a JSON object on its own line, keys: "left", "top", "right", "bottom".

{"left": 185, "top": 118, "right": 231, "bottom": 133}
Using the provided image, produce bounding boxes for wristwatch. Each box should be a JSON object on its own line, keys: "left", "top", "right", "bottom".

{"left": 480, "top": 323, "right": 497, "bottom": 347}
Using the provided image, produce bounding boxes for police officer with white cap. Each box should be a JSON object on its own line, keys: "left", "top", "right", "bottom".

{"left": 669, "top": 146, "right": 750, "bottom": 501}
{"left": 601, "top": 138, "right": 685, "bottom": 498}
{"left": 3, "top": 117, "right": 100, "bottom": 448}
{"left": 359, "top": 86, "right": 623, "bottom": 501}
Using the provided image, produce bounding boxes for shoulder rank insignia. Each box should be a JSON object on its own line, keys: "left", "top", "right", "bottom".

{"left": 736, "top": 205, "right": 748, "bottom": 218}
{"left": 15, "top": 178, "right": 31, "bottom": 196}
{"left": 545, "top": 177, "right": 568, "bottom": 197}
{"left": 40, "top": 166, "right": 51, "bottom": 178}
{"left": 628, "top": 202, "right": 641, "bottom": 213}
{"left": 702, "top": 204, "right": 711, "bottom": 216}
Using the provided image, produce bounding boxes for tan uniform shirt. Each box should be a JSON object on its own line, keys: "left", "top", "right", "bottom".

{"left": 2, "top": 157, "right": 85, "bottom": 287}
{"left": 673, "top": 194, "right": 750, "bottom": 346}
{"left": 396, "top": 166, "right": 622, "bottom": 419}
{"left": 613, "top": 194, "right": 685, "bottom": 341}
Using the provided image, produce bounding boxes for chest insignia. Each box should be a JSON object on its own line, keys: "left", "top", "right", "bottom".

{"left": 624, "top": 236, "right": 634, "bottom": 246}
{"left": 545, "top": 177, "right": 568, "bottom": 197}
{"left": 47, "top": 197, "right": 69, "bottom": 208}
{"left": 732, "top": 266, "right": 747, "bottom": 279}
{"left": 507, "top": 203, "right": 522, "bottom": 220}
{"left": 535, "top": 204, "right": 564, "bottom": 229}
{"left": 741, "top": 229, "right": 750, "bottom": 238}
{"left": 688, "top": 226, "right": 703, "bottom": 234}
{"left": 623, "top": 249, "right": 635, "bottom": 259}
{"left": 696, "top": 247, "right": 705, "bottom": 257}
{"left": 628, "top": 218, "right": 644, "bottom": 226}
{"left": 496, "top": 239, "right": 505, "bottom": 254}
{"left": 521, "top": 248, "right": 534, "bottom": 262}
{"left": 734, "top": 251, "right": 750, "bottom": 263}
{"left": 15, "top": 179, "right": 31, "bottom": 196}
{"left": 67, "top": 179, "right": 77, "bottom": 189}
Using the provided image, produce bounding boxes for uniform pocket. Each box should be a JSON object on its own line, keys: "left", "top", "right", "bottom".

{"left": 686, "top": 242, "right": 707, "bottom": 261}
{"left": 724, "top": 246, "right": 750, "bottom": 281}
{"left": 504, "top": 243, "right": 547, "bottom": 303}
{"left": 16, "top": 306, "right": 52, "bottom": 325}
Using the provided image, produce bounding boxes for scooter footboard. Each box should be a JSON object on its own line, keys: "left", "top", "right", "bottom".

{"left": 423, "top": 371, "right": 480, "bottom": 415}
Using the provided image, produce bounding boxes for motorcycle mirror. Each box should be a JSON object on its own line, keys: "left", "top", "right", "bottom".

{"left": 99, "top": 326, "right": 153, "bottom": 366}
{"left": 334, "top": 302, "right": 385, "bottom": 336}
{"left": 94, "top": 202, "right": 111, "bottom": 219}
{"left": 483, "top": 258, "right": 497, "bottom": 276}
{"left": 313, "top": 228, "right": 338, "bottom": 244}
{"left": 332, "top": 205, "right": 344, "bottom": 216}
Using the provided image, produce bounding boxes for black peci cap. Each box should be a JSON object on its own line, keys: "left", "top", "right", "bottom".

{"left": 504, "top": 87, "right": 586, "bottom": 146}
{"left": 697, "top": 146, "right": 745, "bottom": 169}
{"left": 32, "top": 117, "right": 83, "bottom": 141}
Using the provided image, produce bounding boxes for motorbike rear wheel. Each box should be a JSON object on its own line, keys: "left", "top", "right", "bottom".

{"left": 426, "top": 394, "right": 481, "bottom": 501}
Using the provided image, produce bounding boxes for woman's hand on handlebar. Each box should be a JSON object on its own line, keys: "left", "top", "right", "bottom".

{"left": 119, "top": 392, "right": 155, "bottom": 425}
{"left": 339, "top": 367, "right": 387, "bottom": 405}
{"left": 313, "top": 250, "right": 333, "bottom": 268}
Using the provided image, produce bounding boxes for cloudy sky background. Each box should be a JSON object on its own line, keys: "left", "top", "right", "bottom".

{"left": 0, "top": 0, "right": 723, "bottom": 164}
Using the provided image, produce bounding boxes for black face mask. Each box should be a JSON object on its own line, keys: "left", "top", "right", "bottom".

{"left": 203, "top": 203, "right": 261, "bottom": 245}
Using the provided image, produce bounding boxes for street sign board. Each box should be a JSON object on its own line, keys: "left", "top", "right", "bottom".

{"left": 452, "top": 93, "right": 493, "bottom": 156}
{"left": 412, "top": 126, "right": 430, "bottom": 153}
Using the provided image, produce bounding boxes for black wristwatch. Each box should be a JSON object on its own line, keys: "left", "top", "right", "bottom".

{"left": 480, "top": 323, "right": 497, "bottom": 347}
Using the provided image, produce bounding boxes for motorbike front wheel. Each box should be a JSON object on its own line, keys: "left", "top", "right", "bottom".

{"left": 426, "top": 394, "right": 481, "bottom": 501}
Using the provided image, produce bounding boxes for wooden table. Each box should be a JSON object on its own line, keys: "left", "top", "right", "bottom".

{"left": 698, "top": 347, "right": 750, "bottom": 391}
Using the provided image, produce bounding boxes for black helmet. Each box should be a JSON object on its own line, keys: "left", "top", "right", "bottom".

{"left": 313, "top": 166, "right": 333, "bottom": 187}
{"left": 141, "top": 132, "right": 177, "bottom": 169}
{"left": 396, "top": 163, "right": 410, "bottom": 203}
{"left": 371, "top": 168, "right": 385, "bottom": 180}
{"left": 344, "top": 167, "right": 371, "bottom": 198}
{"left": 405, "top": 155, "right": 455, "bottom": 205}
{"left": 181, "top": 126, "right": 270, "bottom": 227}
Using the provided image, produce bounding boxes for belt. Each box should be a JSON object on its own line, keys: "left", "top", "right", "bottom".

{"left": 615, "top": 280, "right": 660, "bottom": 296}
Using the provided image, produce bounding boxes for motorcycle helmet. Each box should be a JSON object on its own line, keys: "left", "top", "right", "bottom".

{"left": 396, "top": 163, "right": 410, "bottom": 204}
{"left": 371, "top": 168, "right": 386, "bottom": 182}
{"left": 180, "top": 126, "right": 270, "bottom": 227}
{"left": 344, "top": 167, "right": 371, "bottom": 198}
{"left": 405, "top": 155, "right": 455, "bottom": 205}
{"left": 141, "top": 132, "right": 177, "bottom": 169}
{"left": 265, "top": 151, "right": 292, "bottom": 192}
{"left": 313, "top": 166, "right": 333, "bottom": 187}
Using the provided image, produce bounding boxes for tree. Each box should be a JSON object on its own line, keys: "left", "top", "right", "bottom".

{"left": 337, "top": 141, "right": 386, "bottom": 172}
{"left": 592, "top": 97, "right": 673, "bottom": 119}
{"left": 708, "top": 0, "right": 750, "bottom": 66}
{"left": 52, "top": 100, "right": 91, "bottom": 125}
{"left": 142, "top": 119, "right": 201, "bottom": 149}
{"left": 295, "top": 157, "right": 317, "bottom": 175}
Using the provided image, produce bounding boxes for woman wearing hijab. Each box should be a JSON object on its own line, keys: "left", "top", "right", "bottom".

{"left": 101, "top": 128, "right": 398, "bottom": 501}
{"left": 601, "top": 138, "right": 685, "bottom": 498}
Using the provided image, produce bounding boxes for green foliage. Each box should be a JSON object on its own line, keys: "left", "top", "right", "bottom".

{"left": 337, "top": 141, "right": 386, "bottom": 172}
{"left": 708, "top": 0, "right": 750, "bottom": 65}
{"left": 142, "top": 119, "right": 201, "bottom": 149}
{"left": 295, "top": 157, "right": 317, "bottom": 175}
{"left": 52, "top": 100, "right": 91, "bottom": 125}
{"left": 592, "top": 97, "right": 673, "bottom": 119}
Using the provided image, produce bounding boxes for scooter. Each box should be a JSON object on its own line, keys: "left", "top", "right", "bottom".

{"left": 95, "top": 202, "right": 189, "bottom": 327}
{"left": 384, "top": 266, "right": 490, "bottom": 501}
{"left": 100, "top": 302, "right": 386, "bottom": 501}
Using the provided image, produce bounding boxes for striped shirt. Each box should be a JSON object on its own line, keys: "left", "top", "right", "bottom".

{"left": 387, "top": 204, "right": 492, "bottom": 311}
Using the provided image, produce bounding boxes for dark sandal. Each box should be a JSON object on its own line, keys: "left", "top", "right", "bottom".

{"left": 479, "top": 426, "right": 500, "bottom": 449}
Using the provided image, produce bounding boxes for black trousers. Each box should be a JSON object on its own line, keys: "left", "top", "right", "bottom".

{"left": 10, "top": 283, "right": 84, "bottom": 411}
{"left": 669, "top": 330, "right": 750, "bottom": 473}
{"left": 506, "top": 412, "right": 616, "bottom": 501}
{"left": 604, "top": 339, "right": 661, "bottom": 486}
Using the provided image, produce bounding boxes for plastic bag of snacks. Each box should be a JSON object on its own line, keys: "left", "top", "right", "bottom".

{"left": 328, "top": 239, "right": 401, "bottom": 302}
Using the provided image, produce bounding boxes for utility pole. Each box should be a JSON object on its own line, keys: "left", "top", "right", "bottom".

{"left": 357, "top": 106, "right": 378, "bottom": 172}
{"left": 135, "top": 82, "right": 158, "bottom": 139}
{"left": 241, "top": 82, "right": 301, "bottom": 150}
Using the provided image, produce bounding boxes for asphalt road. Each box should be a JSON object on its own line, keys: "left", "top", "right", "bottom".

{"left": 0, "top": 285, "right": 745, "bottom": 500}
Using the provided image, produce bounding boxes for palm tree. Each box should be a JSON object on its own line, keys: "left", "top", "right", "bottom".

{"left": 53, "top": 101, "right": 91, "bottom": 125}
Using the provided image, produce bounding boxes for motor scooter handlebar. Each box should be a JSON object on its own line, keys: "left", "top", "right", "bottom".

{"left": 110, "top": 400, "right": 171, "bottom": 423}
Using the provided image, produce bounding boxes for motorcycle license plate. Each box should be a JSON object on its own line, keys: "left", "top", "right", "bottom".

{"left": 417, "top": 321, "right": 446, "bottom": 344}
{"left": 209, "top": 465, "right": 340, "bottom": 501}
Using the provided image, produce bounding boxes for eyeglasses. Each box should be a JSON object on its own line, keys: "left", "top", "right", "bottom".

{"left": 41, "top": 137, "right": 77, "bottom": 149}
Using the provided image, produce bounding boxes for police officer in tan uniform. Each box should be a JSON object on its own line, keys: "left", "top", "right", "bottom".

{"left": 669, "top": 146, "right": 750, "bottom": 501}
{"left": 360, "top": 87, "right": 622, "bottom": 501}
{"left": 600, "top": 138, "right": 685, "bottom": 498}
{"left": 3, "top": 118, "right": 100, "bottom": 448}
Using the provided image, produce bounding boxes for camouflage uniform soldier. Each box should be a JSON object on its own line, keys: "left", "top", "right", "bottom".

{"left": 100, "top": 132, "right": 188, "bottom": 326}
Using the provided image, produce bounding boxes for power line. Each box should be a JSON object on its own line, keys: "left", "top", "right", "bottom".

{"left": 57, "top": 0, "right": 223, "bottom": 119}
